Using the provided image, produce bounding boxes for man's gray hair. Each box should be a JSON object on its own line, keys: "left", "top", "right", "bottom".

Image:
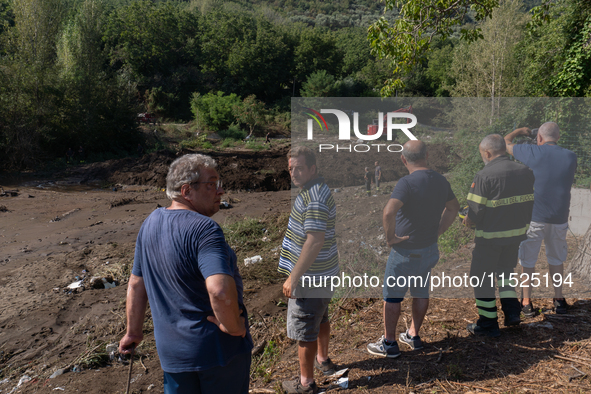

{"left": 166, "top": 154, "right": 217, "bottom": 200}
{"left": 480, "top": 134, "right": 506, "bottom": 155}
{"left": 538, "top": 122, "right": 560, "bottom": 141}
{"left": 402, "top": 141, "right": 427, "bottom": 163}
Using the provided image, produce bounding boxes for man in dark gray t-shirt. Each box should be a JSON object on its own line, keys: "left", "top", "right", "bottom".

{"left": 367, "top": 141, "right": 459, "bottom": 358}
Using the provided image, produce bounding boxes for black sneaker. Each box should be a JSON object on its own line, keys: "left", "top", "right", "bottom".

{"left": 366, "top": 336, "right": 401, "bottom": 358}
{"left": 282, "top": 378, "right": 318, "bottom": 394}
{"left": 521, "top": 302, "right": 538, "bottom": 318}
{"left": 553, "top": 298, "right": 568, "bottom": 314}
{"left": 504, "top": 313, "right": 521, "bottom": 327}
{"left": 314, "top": 357, "right": 337, "bottom": 376}
{"left": 399, "top": 330, "right": 423, "bottom": 350}
{"left": 466, "top": 323, "right": 501, "bottom": 338}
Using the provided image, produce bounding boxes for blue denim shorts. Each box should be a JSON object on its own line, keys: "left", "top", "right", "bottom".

{"left": 383, "top": 243, "right": 439, "bottom": 300}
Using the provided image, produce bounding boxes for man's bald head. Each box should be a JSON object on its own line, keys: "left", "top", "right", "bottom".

{"left": 538, "top": 122, "right": 560, "bottom": 142}
{"left": 402, "top": 140, "right": 427, "bottom": 163}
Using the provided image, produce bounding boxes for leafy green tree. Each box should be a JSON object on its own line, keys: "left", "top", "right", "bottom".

{"left": 200, "top": 12, "right": 291, "bottom": 103}
{"left": 451, "top": 0, "right": 527, "bottom": 122}
{"left": 291, "top": 26, "right": 343, "bottom": 91}
{"left": 0, "top": 0, "right": 14, "bottom": 38}
{"left": 232, "top": 95, "right": 267, "bottom": 137}
{"left": 335, "top": 27, "right": 374, "bottom": 77}
{"left": 368, "top": 0, "right": 499, "bottom": 96}
{"left": 518, "top": 0, "right": 591, "bottom": 96}
{"left": 423, "top": 39, "right": 457, "bottom": 96}
{"left": 191, "top": 91, "right": 241, "bottom": 131}
{"left": 53, "top": 0, "right": 139, "bottom": 155}
{"left": 300, "top": 70, "right": 337, "bottom": 97}
{"left": 103, "top": 1, "right": 201, "bottom": 119}
{"left": 0, "top": 0, "right": 66, "bottom": 168}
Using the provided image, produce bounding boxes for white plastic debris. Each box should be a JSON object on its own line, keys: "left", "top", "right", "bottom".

{"left": 106, "top": 343, "right": 118, "bottom": 354}
{"left": 53, "top": 388, "right": 65, "bottom": 391}
{"left": 67, "top": 280, "right": 83, "bottom": 289}
{"left": 147, "top": 384, "right": 155, "bottom": 390}
{"left": 261, "top": 236, "right": 269, "bottom": 242}
{"left": 330, "top": 368, "right": 349, "bottom": 378}
{"left": 336, "top": 377, "right": 349, "bottom": 389}
{"left": 244, "top": 255, "right": 262, "bottom": 266}
{"left": 12, "top": 375, "right": 31, "bottom": 391}
{"left": 0, "top": 378, "right": 9, "bottom": 384}
{"left": 49, "top": 369, "right": 65, "bottom": 379}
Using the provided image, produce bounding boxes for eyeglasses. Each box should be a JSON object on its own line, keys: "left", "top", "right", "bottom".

{"left": 190, "top": 179, "right": 223, "bottom": 190}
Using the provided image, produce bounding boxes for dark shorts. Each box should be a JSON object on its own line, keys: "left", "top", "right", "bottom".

{"left": 383, "top": 243, "right": 439, "bottom": 300}
{"left": 163, "top": 352, "right": 250, "bottom": 394}
{"left": 287, "top": 297, "right": 330, "bottom": 342}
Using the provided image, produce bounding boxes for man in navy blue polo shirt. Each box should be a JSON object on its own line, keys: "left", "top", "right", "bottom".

{"left": 119, "top": 154, "right": 252, "bottom": 394}
{"left": 505, "top": 122, "right": 577, "bottom": 315}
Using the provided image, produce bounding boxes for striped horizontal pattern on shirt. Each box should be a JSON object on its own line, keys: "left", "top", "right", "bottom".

{"left": 278, "top": 179, "right": 339, "bottom": 279}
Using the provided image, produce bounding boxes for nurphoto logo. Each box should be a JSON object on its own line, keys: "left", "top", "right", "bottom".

{"left": 303, "top": 108, "right": 418, "bottom": 153}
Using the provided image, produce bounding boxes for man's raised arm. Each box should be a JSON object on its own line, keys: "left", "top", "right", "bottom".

{"left": 504, "top": 127, "right": 530, "bottom": 156}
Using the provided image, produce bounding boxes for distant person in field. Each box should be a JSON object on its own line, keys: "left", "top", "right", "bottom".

{"left": 367, "top": 140, "right": 459, "bottom": 358}
{"left": 505, "top": 122, "right": 577, "bottom": 315}
{"left": 66, "top": 148, "right": 74, "bottom": 163}
{"left": 374, "top": 161, "right": 382, "bottom": 192}
{"left": 265, "top": 132, "right": 271, "bottom": 144}
{"left": 119, "top": 154, "right": 252, "bottom": 394}
{"left": 78, "top": 146, "right": 85, "bottom": 163}
{"left": 364, "top": 166, "right": 372, "bottom": 196}
{"left": 464, "top": 134, "right": 534, "bottom": 337}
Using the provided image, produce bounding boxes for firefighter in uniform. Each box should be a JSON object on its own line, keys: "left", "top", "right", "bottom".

{"left": 463, "top": 134, "right": 534, "bottom": 337}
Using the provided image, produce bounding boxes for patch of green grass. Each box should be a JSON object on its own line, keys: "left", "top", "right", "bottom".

{"left": 220, "top": 138, "right": 236, "bottom": 148}
{"left": 438, "top": 220, "right": 473, "bottom": 255}
{"left": 245, "top": 140, "right": 269, "bottom": 151}
{"left": 251, "top": 340, "right": 280, "bottom": 383}
{"left": 147, "top": 140, "right": 173, "bottom": 154}
{"left": 222, "top": 214, "right": 289, "bottom": 283}
{"left": 179, "top": 134, "right": 214, "bottom": 150}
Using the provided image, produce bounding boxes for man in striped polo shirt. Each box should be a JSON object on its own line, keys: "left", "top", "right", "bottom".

{"left": 279, "top": 146, "right": 339, "bottom": 394}
{"left": 463, "top": 134, "right": 535, "bottom": 337}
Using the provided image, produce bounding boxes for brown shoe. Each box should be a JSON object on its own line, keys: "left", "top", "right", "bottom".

{"left": 314, "top": 357, "right": 337, "bottom": 376}
{"left": 282, "top": 378, "right": 318, "bottom": 394}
